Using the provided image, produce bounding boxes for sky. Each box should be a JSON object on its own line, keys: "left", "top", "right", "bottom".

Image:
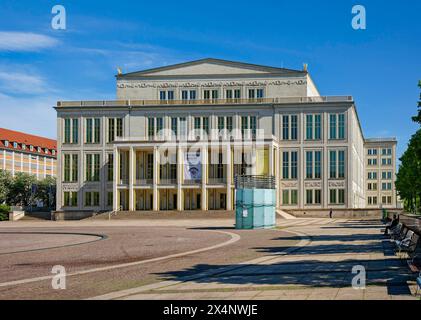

{"left": 0, "top": 0, "right": 420, "bottom": 160}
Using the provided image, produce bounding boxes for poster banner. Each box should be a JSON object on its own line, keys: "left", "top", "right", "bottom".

{"left": 184, "top": 151, "right": 202, "bottom": 180}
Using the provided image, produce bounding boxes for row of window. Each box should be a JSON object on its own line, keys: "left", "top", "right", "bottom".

{"left": 367, "top": 182, "right": 393, "bottom": 191}
{"left": 367, "top": 196, "right": 393, "bottom": 205}
{"left": 367, "top": 171, "right": 393, "bottom": 180}
{"left": 63, "top": 191, "right": 114, "bottom": 207}
{"left": 147, "top": 116, "right": 257, "bottom": 139}
{"left": 367, "top": 148, "right": 393, "bottom": 156}
{"left": 159, "top": 88, "right": 264, "bottom": 101}
{"left": 63, "top": 118, "right": 123, "bottom": 144}
{"left": 3, "top": 140, "right": 55, "bottom": 155}
{"left": 63, "top": 153, "right": 113, "bottom": 183}
{"left": 282, "top": 189, "right": 345, "bottom": 205}
{"left": 367, "top": 158, "right": 392, "bottom": 166}
{"left": 281, "top": 150, "right": 346, "bottom": 180}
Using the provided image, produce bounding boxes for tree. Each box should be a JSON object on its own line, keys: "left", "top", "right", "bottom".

{"left": 0, "top": 170, "right": 13, "bottom": 204}
{"left": 412, "top": 80, "right": 421, "bottom": 124}
{"left": 34, "top": 176, "right": 56, "bottom": 208}
{"left": 7, "top": 172, "right": 36, "bottom": 207}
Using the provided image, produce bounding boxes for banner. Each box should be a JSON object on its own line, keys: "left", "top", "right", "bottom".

{"left": 184, "top": 151, "right": 202, "bottom": 180}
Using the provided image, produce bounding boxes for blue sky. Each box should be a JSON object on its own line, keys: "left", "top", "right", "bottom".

{"left": 0, "top": 0, "right": 420, "bottom": 160}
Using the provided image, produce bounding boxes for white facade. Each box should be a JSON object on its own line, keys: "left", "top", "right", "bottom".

{"left": 55, "top": 58, "right": 396, "bottom": 212}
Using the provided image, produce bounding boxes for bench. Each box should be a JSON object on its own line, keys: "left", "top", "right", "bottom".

{"left": 395, "top": 230, "right": 417, "bottom": 259}
{"left": 389, "top": 223, "right": 403, "bottom": 240}
{"left": 416, "top": 273, "right": 421, "bottom": 297}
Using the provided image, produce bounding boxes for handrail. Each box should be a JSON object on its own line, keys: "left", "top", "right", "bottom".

{"left": 57, "top": 96, "right": 353, "bottom": 108}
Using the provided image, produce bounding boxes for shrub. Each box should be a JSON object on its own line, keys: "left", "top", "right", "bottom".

{"left": 0, "top": 204, "right": 10, "bottom": 221}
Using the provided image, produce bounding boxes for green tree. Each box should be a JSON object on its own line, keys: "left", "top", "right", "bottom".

{"left": 7, "top": 172, "right": 36, "bottom": 207}
{"left": 0, "top": 170, "right": 13, "bottom": 204}
{"left": 34, "top": 176, "right": 56, "bottom": 208}
{"left": 412, "top": 80, "right": 421, "bottom": 124}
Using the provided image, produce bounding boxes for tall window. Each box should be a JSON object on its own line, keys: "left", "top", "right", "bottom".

{"left": 85, "top": 191, "right": 100, "bottom": 207}
{"left": 282, "top": 189, "right": 298, "bottom": 206}
{"left": 204, "top": 89, "right": 218, "bottom": 100}
{"left": 86, "top": 118, "right": 100, "bottom": 144}
{"left": 63, "top": 192, "right": 78, "bottom": 207}
{"left": 159, "top": 90, "right": 174, "bottom": 101}
{"left": 282, "top": 151, "right": 298, "bottom": 180}
{"left": 282, "top": 115, "right": 298, "bottom": 140}
{"left": 241, "top": 116, "right": 257, "bottom": 137}
{"left": 86, "top": 154, "right": 100, "bottom": 182}
{"left": 181, "top": 90, "right": 196, "bottom": 100}
{"left": 329, "top": 113, "right": 346, "bottom": 140}
{"left": 226, "top": 89, "right": 241, "bottom": 100}
{"left": 306, "top": 189, "right": 321, "bottom": 205}
{"left": 63, "top": 118, "right": 79, "bottom": 144}
{"left": 63, "top": 154, "right": 78, "bottom": 182}
{"left": 148, "top": 117, "right": 155, "bottom": 139}
{"left": 329, "top": 150, "right": 346, "bottom": 179}
{"left": 171, "top": 117, "right": 178, "bottom": 138}
{"left": 248, "top": 88, "right": 264, "bottom": 99}
{"left": 330, "top": 189, "right": 345, "bottom": 204}
{"left": 107, "top": 154, "right": 114, "bottom": 181}
{"left": 306, "top": 151, "right": 322, "bottom": 179}
{"left": 108, "top": 118, "right": 123, "bottom": 142}
{"left": 306, "top": 114, "right": 321, "bottom": 140}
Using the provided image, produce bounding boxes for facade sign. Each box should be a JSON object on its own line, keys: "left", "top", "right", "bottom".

{"left": 184, "top": 151, "right": 202, "bottom": 180}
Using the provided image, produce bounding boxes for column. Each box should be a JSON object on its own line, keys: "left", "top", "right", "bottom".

{"left": 153, "top": 147, "right": 159, "bottom": 211}
{"left": 129, "top": 147, "right": 135, "bottom": 211}
{"left": 201, "top": 145, "right": 207, "bottom": 211}
{"left": 268, "top": 145, "right": 274, "bottom": 176}
{"left": 226, "top": 144, "right": 233, "bottom": 210}
{"left": 113, "top": 147, "right": 119, "bottom": 211}
{"left": 177, "top": 147, "right": 183, "bottom": 211}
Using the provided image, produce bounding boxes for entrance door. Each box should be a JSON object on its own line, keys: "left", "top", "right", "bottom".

{"left": 172, "top": 194, "right": 177, "bottom": 210}
{"left": 196, "top": 194, "right": 201, "bottom": 210}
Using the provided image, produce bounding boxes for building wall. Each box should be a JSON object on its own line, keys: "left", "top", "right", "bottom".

{"left": 0, "top": 149, "right": 56, "bottom": 178}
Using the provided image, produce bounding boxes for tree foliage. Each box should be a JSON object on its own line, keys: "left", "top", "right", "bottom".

{"left": 396, "top": 81, "right": 421, "bottom": 214}
{"left": 0, "top": 170, "right": 56, "bottom": 208}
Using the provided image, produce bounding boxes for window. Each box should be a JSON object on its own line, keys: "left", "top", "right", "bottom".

{"left": 86, "top": 118, "right": 100, "bottom": 144}
{"left": 181, "top": 90, "right": 196, "bottom": 100}
{"left": 306, "top": 189, "right": 321, "bottom": 205}
{"left": 368, "top": 148, "right": 378, "bottom": 156}
{"left": 240, "top": 116, "right": 257, "bottom": 138}
{"left": 204, "top": 89, "right": 218, "bottom": 100}
{"left": 381, "top": 158, "right": 392, "bottom": 166}
{"left": 86, "top": 154, "right": 100, "bottom": 182}
{"left": 171, "top": 117, "right": 178, "bottom": 138}
{"left": 156, "top": 117, "right": 163, "bottom": 136}
{"left": 226, "top": 89, "right": 241, "bottom": 100}
{"left": 368, "top": 172, "right": 378, "bottom": 180}
{"left": 63, "top": 154, "right": 78, "bottom": 182}
{"left": 160, "top": 90, "right": 174, "bottom": 101}
{"left": 329, "top": 150, "right": 346, "bottom": 179}
{"left": 148, "top": 117, "right": 155, "bottom": 139}
{"left": 226, "top": 116, "right": 233, "bottom": 132}
{"left": 282, "top": 115, "right": 298, "bottom": 141}
{"left": 329, "top": 114, "right": 346, "bottom": 140}
{"left": 107, "top": 154, "right": 114, "bottom": 181}
{"left": 306, "top": 151, "right": 322, "bottom": 179}
{"left": 179, "top": 117, "right": 187, "bottom": 138}
{"left": 368, "top": 159, "right": 378, "bottom": 166}
{"left": 22, "top": 144, "right": 26, "bottom": 150}
{"left": 305, "top": 114, "right": 321, "bottom": 140}
{"left": 4, "top": 140, "right": 8, "bottom": 147}
{"left": 85, "top": 191, "right": 100, "bottom": 207}
{"left": 282, "top": 151, "right": 298, "bottom": 180}
{"left": 63, "top": 192, "right": 78, "bottom": 207}
{"left": 282, "top": 189, "right": 298, "bottom": 206}
{"left": 107, "top": 192, "right": 113, "bottom": 206}
{"left": 248, "top": 88, "right": 264, "bottom": 99}
{"left": 13, "top": 142, "right": 17, "bottom": 148}
{"left": 108, "top": 118, "right": 123, "bottom": 142}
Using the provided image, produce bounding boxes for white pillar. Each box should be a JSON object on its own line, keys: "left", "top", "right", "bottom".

{"left": 177, "top": 147, "right": 183, "bottom": 211}
{"left": 129, "top": 147, "right": 135, "bottom": 211}
{"left": 201, "top": 146, "right": 207, "bottom": 211}
{"left": 113, "top": 147, "right": 118, "bottom": 211}
{"left": 226, "top": 144, "right": 233, "bottom": 211}
{"left": 153, "top": 147, "right": 159, "bottom": 211}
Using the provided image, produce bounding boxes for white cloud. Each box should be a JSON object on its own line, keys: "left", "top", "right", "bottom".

{"left": 0, "top": 92, "right": 57, "bottom": 139}
{"left": 0, "top": 71, "right": 52, "bottom": 95}
{"left": 0, "top": 32, "right": 59, "bottom": 52}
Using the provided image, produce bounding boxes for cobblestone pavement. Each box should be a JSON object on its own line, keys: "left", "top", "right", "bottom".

{"left": 91, "top": 218, "right": 420, "bottom": 300}
{"left": 0, "top": 219, "right": 297, "bottom": 299}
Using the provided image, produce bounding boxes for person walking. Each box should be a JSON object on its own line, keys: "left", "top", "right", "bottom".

{"left": 329, "top": 209, "right": 333, "bottom": 219}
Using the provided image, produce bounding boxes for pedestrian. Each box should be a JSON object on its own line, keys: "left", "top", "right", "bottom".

{"left": 329, "top": 209, "right": 333, "bottom": 219}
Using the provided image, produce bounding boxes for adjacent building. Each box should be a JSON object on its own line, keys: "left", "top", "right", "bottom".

{"left": 0, "top": 128, "right": 57, "bottom": 178}
{"left": 55, "top": 58, "right": 397, "bottom": 212}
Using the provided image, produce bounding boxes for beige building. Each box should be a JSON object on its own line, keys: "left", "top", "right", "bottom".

{"left": 55, "top": 58, "right": 397, "bottom": 212}
{"left": 0, "top": 128, "right": 57, "bottom": 179}
{"left": 364, "top": 138, "right": 398, "bottom": 208}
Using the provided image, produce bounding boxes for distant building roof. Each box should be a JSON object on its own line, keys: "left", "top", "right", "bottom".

{"left": 365, "top": 137, "right": 397, "bottom": 144}
{"left": 0, "top": 128, "right": 57, "bottom": 157}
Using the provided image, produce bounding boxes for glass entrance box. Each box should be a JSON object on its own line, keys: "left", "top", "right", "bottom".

{"left": 235, "top": 176, "right": 276, "bottom": 230}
